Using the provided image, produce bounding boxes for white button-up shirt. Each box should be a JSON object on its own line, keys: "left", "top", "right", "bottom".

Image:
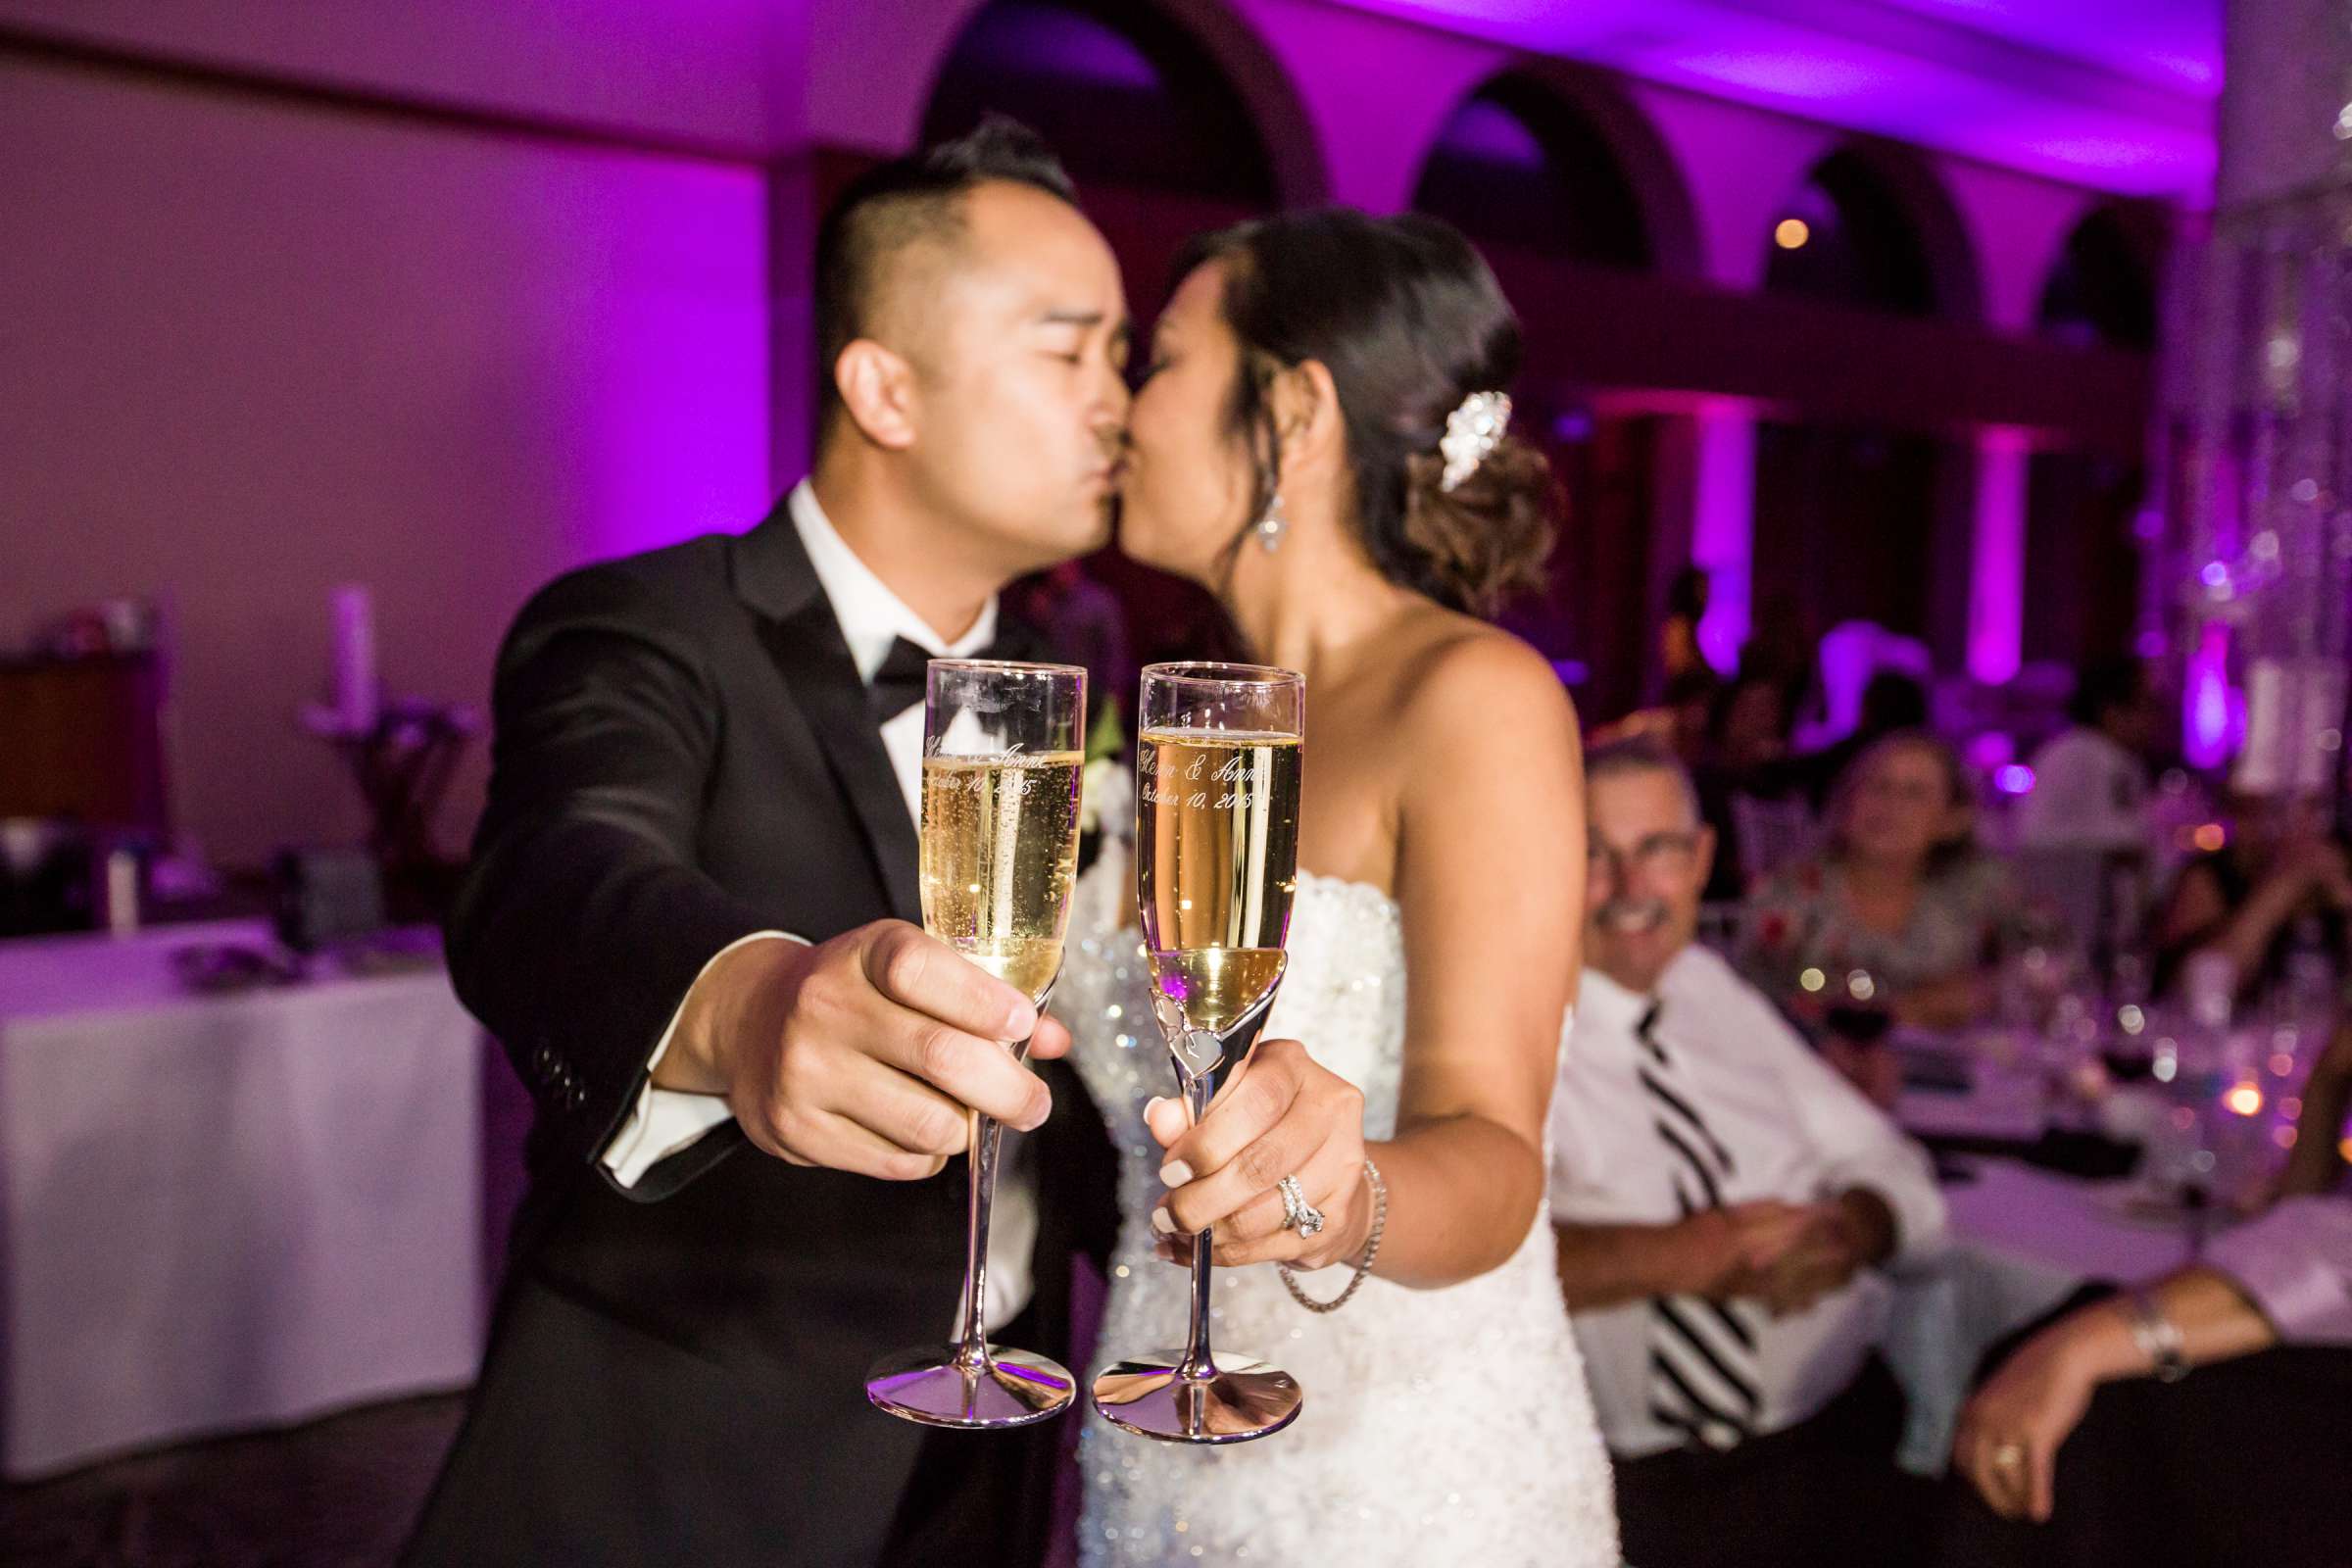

{"left": 599, "top": 480, "right": 1037, "bottom": 1330}
{"left": 2018, "top": 725, "right": 2148, "bottom": 851}
{"left": 1548, "top": 946, "right": 1947, "bottom": 1456}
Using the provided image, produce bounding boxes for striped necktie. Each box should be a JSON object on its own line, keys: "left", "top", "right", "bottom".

{"left": 1637, "top": 1000, "right": 1763, "bottom": 1451}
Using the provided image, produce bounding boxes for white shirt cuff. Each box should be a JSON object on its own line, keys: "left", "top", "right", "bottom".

{"left": 599, "top": 930, "right": 807, "bottom": 1189}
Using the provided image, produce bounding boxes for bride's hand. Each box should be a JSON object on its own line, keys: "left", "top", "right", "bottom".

{"left": 1143, "top": 1038, "right": 1372, "bottom": 1270}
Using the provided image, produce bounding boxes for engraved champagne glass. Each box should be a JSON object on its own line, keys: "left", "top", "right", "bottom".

{"left": 1091, "top": 662, "right": 1305, "bottom": 1443}
{"left": 865, "top": 659, "right": 1086, "bottom": 1428}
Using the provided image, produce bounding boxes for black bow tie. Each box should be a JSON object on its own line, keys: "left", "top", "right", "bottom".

{"left": 869, "top": 636, "right": 937, "bottom": 725}
{"left": 870, "top": 633, "right": 1026, "bottom": 724}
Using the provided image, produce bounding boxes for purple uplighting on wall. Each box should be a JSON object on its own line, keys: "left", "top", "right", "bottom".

{"left": 1966, "top": 429, "right": 2030, "bottom": 687}
{"left": 564, "top": 166, "right": 772, "bottom": 561}
{"left": 1690, "top": 405, "right": 1756, "bottom": 676}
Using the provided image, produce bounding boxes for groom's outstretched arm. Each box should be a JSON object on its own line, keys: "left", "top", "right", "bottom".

{"left": 450, "top": 564, "right": 1065, "bottom": 1198}
{"left": 448, "top": 564, "right": 778, "bottom": 1193}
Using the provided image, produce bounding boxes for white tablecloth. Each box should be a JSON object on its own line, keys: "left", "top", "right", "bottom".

{"left": 1888, "top": 1158, "right": 2202, "bottom": 1473}
{"left": 0, "top": 920, "right": 485, "bottom": 1478}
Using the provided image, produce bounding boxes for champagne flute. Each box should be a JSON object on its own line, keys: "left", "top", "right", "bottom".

{"left": 1092, "top": 662, "right": 1305, "bottom": 1444}
{"left": 865, "top": 660, "right": 1086, "bottom": 1429}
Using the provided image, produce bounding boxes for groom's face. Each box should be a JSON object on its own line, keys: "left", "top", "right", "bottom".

{"left": 898, "top": 181, "right": 1131, "bottom": 574}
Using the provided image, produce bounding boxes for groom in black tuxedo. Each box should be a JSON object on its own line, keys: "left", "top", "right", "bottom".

{"left": 403, "top": 122, "right": 1129, "bottom": 1568}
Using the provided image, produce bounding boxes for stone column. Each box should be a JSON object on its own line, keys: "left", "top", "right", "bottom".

{"left": 1965, "top": 426, "right": 2032, "bottom": 686}
{"left": 1687, "top": 399, "right": 1759, "bottom": 675}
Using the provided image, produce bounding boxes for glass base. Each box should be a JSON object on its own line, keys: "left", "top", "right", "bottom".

{"left": 1089, "top": 1352, "right": 1302, "bottom": 1444}
{"left": 865, "top": 1344, "right": 1075, "bottom": 1429}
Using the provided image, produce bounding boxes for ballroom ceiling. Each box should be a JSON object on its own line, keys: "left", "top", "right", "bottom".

{"left": 1319, "top": 0, "right": 2222, "bottom": 196}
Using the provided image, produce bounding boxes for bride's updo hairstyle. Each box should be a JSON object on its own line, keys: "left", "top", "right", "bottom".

{"left": 1175, "top": 208, "right": 1557, "bottom": 615}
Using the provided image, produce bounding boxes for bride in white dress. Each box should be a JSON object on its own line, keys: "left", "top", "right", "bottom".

{"left": 1054, "top": 210, "right": 1620, "bottom": 1567}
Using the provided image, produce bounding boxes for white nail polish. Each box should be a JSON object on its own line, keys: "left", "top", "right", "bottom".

{"left": 1151, "top": 1205, "right": 1175, "bottom": 1236}
{"left": 1159, "top": 1159, "right": 1194, "bottom": 1188}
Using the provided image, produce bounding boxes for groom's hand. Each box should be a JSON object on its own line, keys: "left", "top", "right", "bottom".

{"left": 660, "top": 921, "right": 1066, "bottom": 1179}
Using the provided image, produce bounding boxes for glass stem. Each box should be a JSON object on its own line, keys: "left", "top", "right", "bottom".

{"left": 1174, "top": 998, "right": 1278, "bottom": 1382}
{"left": 956, "top": 973, "right": 1054, "bottom": 1371}
{"left": 955, "top": 1104, "right": 1002, "bottom": 1371}
{"left": 1176, "top": 1060, "right": 1220, "bottom": 1381}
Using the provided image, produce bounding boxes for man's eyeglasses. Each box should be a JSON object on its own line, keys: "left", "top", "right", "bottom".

{"left": 1586, "top": 832, "right": 1701, "bottom": 879}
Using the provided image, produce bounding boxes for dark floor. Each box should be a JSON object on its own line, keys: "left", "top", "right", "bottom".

{"left": 0, "top": 1393, "right": 465, "bottom": 1568}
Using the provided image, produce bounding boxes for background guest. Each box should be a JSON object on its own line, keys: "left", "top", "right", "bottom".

{"left": 2017, "top": 655, "right": 2165, "bottom": 853}
{"left": 1656, "top": 564, "right": 1714, "bottom": 694}
{"left": 1551, "top": 738, "right": 1947, "bottom": 1568}
{"left": 1740, "top": 731, "right": 2015, "bottom": 1033}
{"left": 2152, "top": 790, "right": 2352, "bottom": 1003}
{"left": 1785, "top": 666, "right": 1932, "bottom": 811}
{"left": 1693, "top": 668, "right": 1801, "bottom": 903}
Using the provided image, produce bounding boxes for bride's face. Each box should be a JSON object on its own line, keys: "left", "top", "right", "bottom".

{"left": 1117, "top": 261, "right": 1258, "bottom": 583}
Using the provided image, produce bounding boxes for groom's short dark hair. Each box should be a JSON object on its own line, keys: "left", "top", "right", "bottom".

{"left": 813, "top": 117, "right": 1080, "bottom": 438}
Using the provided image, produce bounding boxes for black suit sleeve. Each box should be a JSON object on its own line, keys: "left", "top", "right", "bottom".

{"left": 448, "top": 564, "right": 765, "bottom": 1199}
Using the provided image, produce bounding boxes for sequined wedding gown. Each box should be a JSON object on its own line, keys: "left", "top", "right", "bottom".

{"left": 1055, "top": 837, "right": 1621, "bottom": 1567}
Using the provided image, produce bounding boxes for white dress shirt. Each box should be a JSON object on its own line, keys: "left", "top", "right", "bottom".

{"left": 1548, "top": 946, "right": 1947, "bottom": 1456}
{"left": 597, "top": 480, "right": 1038, "bottom": 1330}
{"left": 2206, "top": 1195, "right": 2352, "bottom": 1346}
{"left": 2018, "top": 726, "right": 2148, "bottom": 851}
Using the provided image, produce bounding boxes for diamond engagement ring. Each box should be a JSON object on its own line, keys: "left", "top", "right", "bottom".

{"left": 1277, "top": 1175, "right": 1326, "bottom": 1237}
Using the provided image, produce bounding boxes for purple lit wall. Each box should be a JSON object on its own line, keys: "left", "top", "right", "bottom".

{"left": 0, "top": 52, "right": 770, "bottom": 866}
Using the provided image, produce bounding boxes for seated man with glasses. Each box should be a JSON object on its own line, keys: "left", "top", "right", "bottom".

{"left": 1549, "top": 738, "right": 1947, "bottom": 1568}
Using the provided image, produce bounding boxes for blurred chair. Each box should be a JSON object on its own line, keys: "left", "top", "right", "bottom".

{"left": 1732, "top": 792, "right": 1819, "bottom": 886}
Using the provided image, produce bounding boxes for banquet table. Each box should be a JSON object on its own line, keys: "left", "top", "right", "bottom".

{"left": 0, "top": 919, "right": 485, "bottom": 1479}
{"left": 1886, "top": 1145, "right": 2208, "bottom": 1474}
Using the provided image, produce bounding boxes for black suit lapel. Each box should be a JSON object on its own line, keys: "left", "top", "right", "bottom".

{"left": 732, "top": 497, "right": 924, "bottom": 926}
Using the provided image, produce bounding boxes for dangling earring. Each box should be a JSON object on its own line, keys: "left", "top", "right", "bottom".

{"left": 1255, "top": 488, "right": 1286, "bottom": 553}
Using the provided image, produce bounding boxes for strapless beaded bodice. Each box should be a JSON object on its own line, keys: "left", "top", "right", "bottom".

{"left": 1053, "top": 846, "right": 1620, "bottom": 1567}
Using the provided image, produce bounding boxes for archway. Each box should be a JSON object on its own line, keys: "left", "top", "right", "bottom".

{"left": 1410, "top": 72, "right": 1702, "bottom": 715}
{"left": 922, "top": 0, "right": 1292, "bottom": 207}
{"left": 1411, "top": 74, "right": 1657, "bottom": 269}
{"left": 2039, "top": 204, "right": 2162, "bottom": 350}
{"left": 2026, "top": 204, "right": 2167, "bottom": 668}
{"left": 1762, "top": 145, "right": 1981, "bottom": 322}
{"left": 1752, "top": 148, "right": 1984, "bottom": 677}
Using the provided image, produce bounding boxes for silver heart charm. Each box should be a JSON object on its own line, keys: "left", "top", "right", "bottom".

{"left": 1166, "top": 1027, "right": 1225, "bottom": 1086}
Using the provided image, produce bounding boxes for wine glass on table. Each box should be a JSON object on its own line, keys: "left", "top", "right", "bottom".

{"left": 865, "top": 660, "right": 1086, "bottom": 1429}
{"left": 1092, "top": 662, "right": 1306, "bottom": 1444}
